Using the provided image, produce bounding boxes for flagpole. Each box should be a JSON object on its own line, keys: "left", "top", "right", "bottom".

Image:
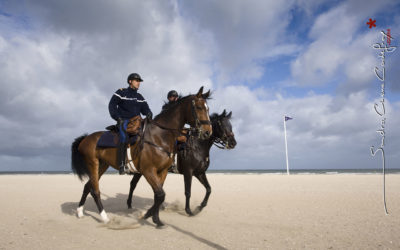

{"left": 284, "top": 115, "right": 290, "bottom": 175}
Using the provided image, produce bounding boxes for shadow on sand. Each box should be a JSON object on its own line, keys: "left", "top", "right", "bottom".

{"left": 61, "top": 192, "right": 204, "bottom": 218}
{"left": 61, "top": 193, "right": 226, "bottom": 249}
{"left": 61, "top": 192, "right": 153, "bottom": 224}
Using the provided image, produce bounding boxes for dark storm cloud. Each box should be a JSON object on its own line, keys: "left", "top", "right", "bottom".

{"left": 5, "top": 0, "right": 175, "bottom": 34}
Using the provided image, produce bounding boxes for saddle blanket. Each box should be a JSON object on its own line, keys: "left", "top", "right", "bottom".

{"left": 96, "top": 131, "right": 138, "bottom": 148}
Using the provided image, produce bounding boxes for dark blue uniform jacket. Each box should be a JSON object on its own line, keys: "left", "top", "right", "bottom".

{"left": 108, "top": 87, "right": 152, "bottom": 121}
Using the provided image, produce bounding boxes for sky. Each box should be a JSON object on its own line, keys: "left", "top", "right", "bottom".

{"left": 0, "top": 0, "right": 399, "bottom": 171}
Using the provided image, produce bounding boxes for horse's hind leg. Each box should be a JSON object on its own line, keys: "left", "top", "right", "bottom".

{"left": 127, "top": 173, "right": 142, "bottom": 209}
{"left": 77, "top": 181, "right": 91, "bottom": 218}
{"left": 77, "top": 161, "right": 108, "bottom": 221}
{"left": 88, "top": 161, "right": 110, "bottom": 223}
{"left": 195, "top": 172, "right": 211, "bottom": 210}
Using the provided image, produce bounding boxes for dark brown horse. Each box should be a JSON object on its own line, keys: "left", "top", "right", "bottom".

{"left": 127, "top": 109, "right": 236, "bottom": 215}
{"left": 71, "top": 87, "right": 212, "bottom": 227}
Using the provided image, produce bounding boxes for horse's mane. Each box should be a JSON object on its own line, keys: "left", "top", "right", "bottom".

{"left": 155, "top": 92, "right": 212, "bottom": 119}
{"left": 155, "top": 95, "right": 189, "bottom": 119}
{"left": 162, "top": 95, "right": 185, "bottom": 110}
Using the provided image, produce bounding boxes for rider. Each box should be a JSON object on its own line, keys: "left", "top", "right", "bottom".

{"left": 161, "top": 90, "right": 179, "bottom": 111}
{"left": 108, "top": 73, "right": 153, "bottom": 175}
{"left": 163, "top": 90, "right": 188, "bottom": 145}
{"left": 161, "top": 90, "right": 188, "bottom": 172}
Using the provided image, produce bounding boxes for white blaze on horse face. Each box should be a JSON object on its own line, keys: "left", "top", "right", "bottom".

{"left": 77, "top": 206, "right": 84, "bottom": 218}
{"left": 204, "top": 102, "right": 210, "bottom": 120}
{"left": 100, "top": 210, "right": 110, "bottom": 223}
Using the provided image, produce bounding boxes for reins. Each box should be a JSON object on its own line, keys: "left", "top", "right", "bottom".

{"left": 212, "top": 137, "right": 228, "bottom": 149}
{"left": 182, "top": 117, "right": 231, "bottom": 150}
{"left": 134, "top": 119, "right": 175, "bottom": 158}
{"left": 149, "top": 120, "right": 189, "bottom": 136}
{"left": 139, "top": 96, "right": 211, "bottom": 158}
{"left": 211, "top": 119, "right": 230, "bottom": 149}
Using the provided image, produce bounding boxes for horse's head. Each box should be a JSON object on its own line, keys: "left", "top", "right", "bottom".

{"left": 211, "top": 109, "right": 237, "bottom": 149}
{"left": 186, "top": 86, "right": 213, "bottom": 140}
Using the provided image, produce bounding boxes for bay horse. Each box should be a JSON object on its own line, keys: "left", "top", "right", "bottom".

{"left": 127, "top": 109, "right": 236, "bottom": 215}
{"left": 71, "top": 87, "right": 212, "bottom": 227}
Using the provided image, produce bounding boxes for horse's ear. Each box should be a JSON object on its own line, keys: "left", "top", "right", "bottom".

{"left": 202, "top": 89, "right": 210, "bottom": 99}
{"left": 222, "top": 109, "right": 227, "bottom": 116}
{"left": 196, "top": 86, "right": 204, "bottom": 98}
{"left": 227, "top": 111, "right": 232, "bottom": 119}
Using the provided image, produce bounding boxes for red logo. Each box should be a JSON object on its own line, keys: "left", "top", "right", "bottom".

{"left": 367, "top": 18, "right": 376, "bottom": 29}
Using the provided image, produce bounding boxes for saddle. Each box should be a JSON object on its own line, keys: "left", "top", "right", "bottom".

{"left": 96, "top": 131, "right": 138, "bottom": 148}
{"left": 126, "top": 115, "right": 143, "bottom": 135}
{"left": 99, "top": 116, "right": 144, "bottom": 148}
{"left": 105, "top": 115, "right": 143, "bottom": 135}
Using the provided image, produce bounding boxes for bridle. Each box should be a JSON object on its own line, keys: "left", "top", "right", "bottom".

{"left": 191, "top": 99, "right": 211, "bottom": 137}
{"left": 141, "top": 96, "right": 212, "bottom": 157}
{"left": 150, "top": 97, "right": 211, "bottom": 136}
{"left": 211, "top": 118, "right": 233, "bottom": 149}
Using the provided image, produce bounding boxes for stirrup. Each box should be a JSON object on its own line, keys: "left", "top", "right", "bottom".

{"left": 119, "top": 165, "right": 127, "bottom": 175}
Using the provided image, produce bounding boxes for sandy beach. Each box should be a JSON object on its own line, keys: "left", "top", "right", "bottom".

{"left": 0, "top": 173, "right": 399, "bottom": 249}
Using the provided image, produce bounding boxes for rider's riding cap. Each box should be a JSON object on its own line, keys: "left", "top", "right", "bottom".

{"left": 127, "top": 73, "right": 143, "bottom": 83}
{"left": 167, "top": 90, "right": 178, "bottom": 99}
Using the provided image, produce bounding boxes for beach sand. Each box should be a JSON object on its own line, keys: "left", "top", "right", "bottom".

{"left": 0, "top": 173, "right": 399, "bottom": 249}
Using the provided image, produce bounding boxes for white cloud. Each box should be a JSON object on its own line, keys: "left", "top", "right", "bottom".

{"left": 179, "top": 0, "right": 304, "bottom": 84}
{"left": 0, "top": 0, "right": 399, "bottom": 172}
{"left": 291, "top": 0, "right": 400, "bottom": 94}
{"left": 210, "top": 86, "right": 400, "bottom": 170}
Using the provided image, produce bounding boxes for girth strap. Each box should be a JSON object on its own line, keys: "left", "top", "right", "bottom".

{"left": 126, "top": 146, "right": 139, "bottom": 173}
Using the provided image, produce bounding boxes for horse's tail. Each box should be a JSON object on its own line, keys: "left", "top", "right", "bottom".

{"left": 71, "top": 134, "right": 89, "bottom": 181}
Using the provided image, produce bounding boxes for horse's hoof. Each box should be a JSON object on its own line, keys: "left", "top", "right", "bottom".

{"left": 137, "top": 211, "right": 146, "bottom": 220}
{"left": 143, "top": 207, "right": 155, "bottom": 219}
{"left": 156, "top": 223, "right": 167, "bottom": 229}
{"left": 100, "top": 210, "right": 110, "bottom": 224}
{"left": 185, "top": 208, "right": 194, "bottom": 216}
{"left": 140, "top": 211, "right": 152, "bottom": 220}
{"left": 143, "top": 212, "right": 152, "bottom": 220}
{"left": 77, "top": 206, "right": 84, "bottom": 218}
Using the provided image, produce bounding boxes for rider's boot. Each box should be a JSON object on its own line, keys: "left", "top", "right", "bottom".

{"left": 118, "top": 143, "right": 128, "bottom": 175}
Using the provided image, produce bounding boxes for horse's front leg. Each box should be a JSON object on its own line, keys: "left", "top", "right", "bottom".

{"left": 127, "top": 173, "right": 142, "bottom": 209}
{"left": 183, "top": 170, "right": 194, "bottom": 216}
{"left": 143, "top": 168, "right": 168, "bottom": 228}
{"left": 195, "top": 172, "right": 211, "bottom": 210}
